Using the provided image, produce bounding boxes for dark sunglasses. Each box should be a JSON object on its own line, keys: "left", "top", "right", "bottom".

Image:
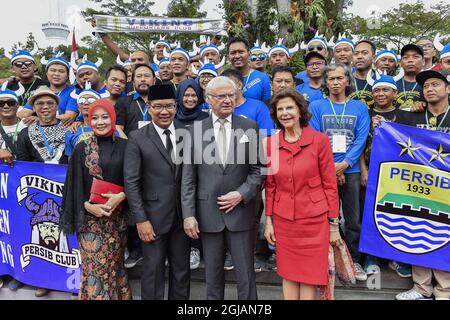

{"left": 0, "top": 100, "right": 18, "bottom": 108}
{"left": 13, "top": 61, "right": 35, "bottom": 68}
{"left": 250, "top": 53, "right": 267, "bottom": 62}
{"left": 307, "top": 45, "right": 325, "bottom": 52}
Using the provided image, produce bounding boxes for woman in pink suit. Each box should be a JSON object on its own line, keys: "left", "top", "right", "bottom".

{"left": 265, "top": 89, "right": 339, "bottom": 300}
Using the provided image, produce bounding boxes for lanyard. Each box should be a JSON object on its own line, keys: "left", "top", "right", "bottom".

{"left": 329, "top": 99, "right": 347, "bottom": 128}
{"left": 37, "top": 125, "right": 55, "bottom": 157}
{"left": 11, "top": 121, "right": 20, "bottom": 145}
{"left": 354, "top": 78, "right": 369, "bottom": 99}
{"left": 243, "top": 70, "right": 254, "bottom": 93}
{"left": 20, "top": 79, "right": 37, "bottom": 104}
{"left": 402, "top": 79, "right": 418, "bottom": 96}
{"left": 425, "top": 106, "right": 450, "bottom": 131}
{"left": 136, "top": 100, "right": 149, "bottom": 121}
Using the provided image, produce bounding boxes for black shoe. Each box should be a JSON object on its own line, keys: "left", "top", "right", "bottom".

{"left": 125, "top": 250, "right": 143, "bottom": 269}
{"left": 224, "top": 252, "right": 234, "bottom": 271}
{"left": 266, "top": 253, "right": 276, "bottom": 271}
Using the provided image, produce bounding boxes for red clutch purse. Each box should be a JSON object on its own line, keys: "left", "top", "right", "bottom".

{"left": 89, "top": 178, "right": 125, "bottom": 209}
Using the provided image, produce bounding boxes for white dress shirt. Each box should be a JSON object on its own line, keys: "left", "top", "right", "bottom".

{"left": 212, "top": 113, "right": 232, "bottom": 159}
{"left": 153, "top": 122, "right": 177, "bottom": 156}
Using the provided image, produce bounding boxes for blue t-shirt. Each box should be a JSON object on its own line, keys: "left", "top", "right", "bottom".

{"left": 234, "top": 98, "right": 276, "bottom": 136}
{"left": 150, "top": 63, "right": 159, "bottom": 73}
{"left": 309, "top": 98, "right": 370, "bottom": 174}
{"left": 295, "top": 70, "right": 310, "bottom": 84}
{"left": 24, "top": 85, "right": 76, "bottom": 115}
{"left": 243, "top": 70, "right": 271, "bottom": 102}
{"left": 296, "top": 83, "right": 324, "bottom": 103}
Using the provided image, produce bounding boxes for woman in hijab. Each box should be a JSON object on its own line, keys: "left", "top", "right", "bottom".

{"left": 175, "top": 79, "right": 209, "bottom": 126}
{"left": 61, "top": 99, "right": 132, "bottom": 300}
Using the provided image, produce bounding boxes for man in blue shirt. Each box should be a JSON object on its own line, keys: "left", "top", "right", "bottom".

{"left": 296, "top": 32, "right": 331, "bottom": 83}
{"left": 18, "top": 54, "right": 77, "bottom": 126}
{"left": 227, "top": 38, "right": 271, "bottom": 102}
{"left": 222, "top": 69, "right": 275, "bottom": 137}
{"left": 296, "top": 52, "right": 326, "bottom": 103}
{"left": 309, "top": 63, "right": 370, "bottom": 282}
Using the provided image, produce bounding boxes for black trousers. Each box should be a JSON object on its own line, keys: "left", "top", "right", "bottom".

{"left": 202, "top": 228, "right": 257, "bottom": 300}
{"left": 141, "top": 223, "right": 190, "bottom": 300}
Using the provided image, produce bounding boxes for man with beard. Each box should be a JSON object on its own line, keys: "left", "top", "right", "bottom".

{"left": 396, "top": 44, "right": 425, "bottom": 110}
{"left": 5, "top": 49, "right": 48, "bottom": 106}
{"left": 349, "top": 40, "right": 376, "bottom": 108}
{"left": 228, "top": 38, "right": 271, "bottom": 102}
{"left": 19, "top": 54, "right": 77, "bottom": 126}
{"left": 116, "top": 64, "right": 156, "bottom": 136}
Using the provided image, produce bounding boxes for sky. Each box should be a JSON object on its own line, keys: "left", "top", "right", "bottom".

{"left": 0, "top": 0, "right": 444, "bottom": 50}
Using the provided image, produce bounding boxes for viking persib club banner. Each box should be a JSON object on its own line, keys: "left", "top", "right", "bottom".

{"left": 94, "top": 15, "right": 227, "bottom": 35}
{"left": 0, "top": 162, "right": 80, "bottom": 293}
{"left": 360, "top": 122, "right": 450, "bottom": 272}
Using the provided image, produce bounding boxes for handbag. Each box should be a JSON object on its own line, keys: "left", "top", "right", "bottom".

{"left": 332, "top": 238, "right": 356, "bottom": 286}
{"left": 89, "top": 178, "right": 124, "bottom": 209}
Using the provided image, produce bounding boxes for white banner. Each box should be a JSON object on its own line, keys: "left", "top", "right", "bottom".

{"left": 16, "top": 175, "right": 64, "bottom": 204}
{"left": 20, "top": 244, "right": 81, "bottom": 271}
{"left": 94, "top": 15, "right": 227, "bottom": 35}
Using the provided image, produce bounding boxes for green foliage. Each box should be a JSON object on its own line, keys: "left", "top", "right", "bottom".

{"left": 343, "top": 1, "right": 450, "bottom": 50}
{"left": 218, "top": 0, "right": 253, "bottom": 40}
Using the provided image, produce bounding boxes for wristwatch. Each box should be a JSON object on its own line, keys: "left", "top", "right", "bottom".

{"left": 328, "top": 218, "right": 339, "bottom": 224}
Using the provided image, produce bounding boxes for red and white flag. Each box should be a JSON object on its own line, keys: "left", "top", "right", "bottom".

{"left": 69, "top": 28, "right": 78, "bottom": 85}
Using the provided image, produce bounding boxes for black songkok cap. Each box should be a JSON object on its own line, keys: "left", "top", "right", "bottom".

{"left": 148, "top": 84, "right": 176, "bottom": 101}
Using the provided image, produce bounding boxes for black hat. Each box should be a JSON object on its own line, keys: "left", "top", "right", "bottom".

{"left": 416, "top": 70, "right": 450, "bottom": 87}
{"left": 148, "top": 84, "right": 176, "bottom": 101}
{"left": 304, "top": 51, "right": 327, "bottom": 64}
{"left": 401, "top": 44, "right": 424, "bottom": 58}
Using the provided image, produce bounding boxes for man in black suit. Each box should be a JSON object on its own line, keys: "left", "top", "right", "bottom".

{"left": 181, "top": 76, "right": 265, "bottom": 300}
{"left": 124, "top": 84, "right": 190, "bottom": 300}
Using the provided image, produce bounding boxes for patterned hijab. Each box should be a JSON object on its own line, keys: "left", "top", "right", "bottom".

{"left": 88, "top": 99, "right": 117, "bottom": 137}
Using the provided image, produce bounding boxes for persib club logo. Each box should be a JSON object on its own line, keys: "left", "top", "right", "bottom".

{"left": 374, "top": 162, "right": 450, "bottom": 254}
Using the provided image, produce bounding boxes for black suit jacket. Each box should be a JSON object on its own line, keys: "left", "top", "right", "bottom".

{"left": 124, "top": 120, "right": 185, "bottom": 235}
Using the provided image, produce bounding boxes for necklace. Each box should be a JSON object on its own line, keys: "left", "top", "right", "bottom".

{"left": 425, "top": 105, "right": 449, "bottom": 131}
{"left": 373, "top": 105, "right": 396, "bottom": 113}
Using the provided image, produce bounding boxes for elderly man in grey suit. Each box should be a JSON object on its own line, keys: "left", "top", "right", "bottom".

{"left": 181, "top": 76, "right": 265, "bottom": 300}
{"left": 124, "top": 84, "right": 190, "bottom": 300}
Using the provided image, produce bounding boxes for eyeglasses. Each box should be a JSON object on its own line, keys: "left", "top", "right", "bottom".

{"left": 78, "top": 97, "right": 97, "bottom": 105}
{"left": 200, "top": 74, "right": 215, "bottom": 80}
{"left": 150, "top": 104, "right": 176, "bottom": 112}
{"left": 418, "top": 44, "right": 434, "bottom": 49}
{"left": 250, "top": 53, "right": 267, "bottom": 62}
{"left": 34, "top": 101, "right": 57, "bottom": 108}
{"left": 13, "top": 61, "right": 35, "bottom": 68}
{"left": 0, "top": 100, "right": 17, "bottom": 108}
{"left": 307, "top": 45, "right": 325, "bottom": 52}
{"left": 208, "top": 93, "right": 236, "bottom": 102}
{"left": 306, "top": 61, "right": 325, "bottom": 68}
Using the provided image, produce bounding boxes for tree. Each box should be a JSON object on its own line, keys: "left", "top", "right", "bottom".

{"left": 343, "top": 1, "right": 450, "bottom": 50}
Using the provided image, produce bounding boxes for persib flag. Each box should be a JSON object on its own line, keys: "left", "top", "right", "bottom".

{"left": 360, "top": 122, "right": 450, "bottom": 272}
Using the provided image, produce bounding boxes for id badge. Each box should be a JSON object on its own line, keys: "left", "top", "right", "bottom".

{"left": 332, "top": 135, "right": 347, "bottom": 153}
{"left": 138, "top": 121, "right": 151, "bottom": 129}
